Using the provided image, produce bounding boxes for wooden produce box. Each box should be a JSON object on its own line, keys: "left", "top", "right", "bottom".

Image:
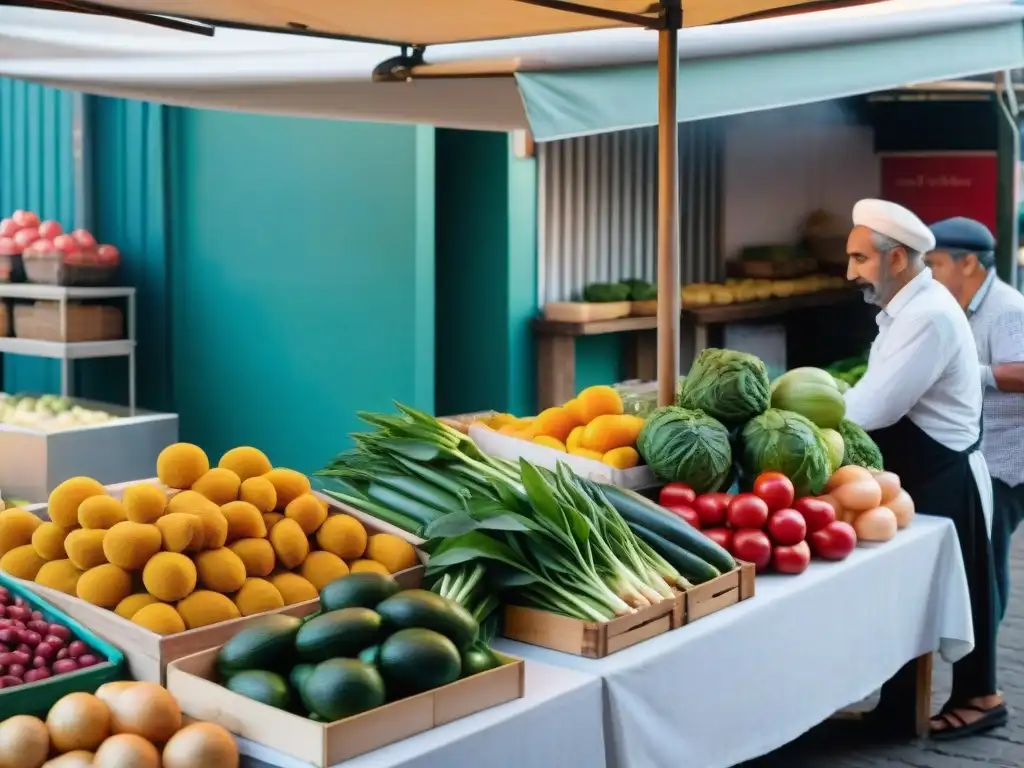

{"left": 469, "top": 423, "right": 657, "bottom": 491}
{"left": 630, "top": 299, "right": 658, "bottom": 316}
{"left": 502, "top": 598, "right": 674, "bottom": 658}
{"left": 166, "top": 646, "right": 526, "bottom": 766}
{"left": 14, "top": 302, "right": 124, "bottom": 342}
{"left": 0, "top": 405, "right": 179, "bottom": 504}
{"left": 543, "top": 301, "right": 631, "bottom": 323}
{"left": 671, "top": 562, "right": 756, "bottom": 628}
{"left": 18, "top": 480, "right": 426, "bottom": 682}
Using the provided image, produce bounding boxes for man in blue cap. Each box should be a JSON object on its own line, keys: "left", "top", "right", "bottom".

{"left": 927, "top": 217, "right": 1024, "bottom": 640}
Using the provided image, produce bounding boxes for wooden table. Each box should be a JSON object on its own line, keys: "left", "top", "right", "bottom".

{"left": 533, "top": 290, "right": 861, "bottom": 409}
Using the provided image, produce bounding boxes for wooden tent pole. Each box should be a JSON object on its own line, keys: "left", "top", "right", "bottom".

{"left": 656, "top": 0, "right": 681, "bottom": 407}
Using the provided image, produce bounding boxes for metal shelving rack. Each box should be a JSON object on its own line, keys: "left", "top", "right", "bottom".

{"left": 0, "top": 284, "right": 137, "bottom": 412}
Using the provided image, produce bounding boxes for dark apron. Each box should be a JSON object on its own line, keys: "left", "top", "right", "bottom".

{"left": 868, "top": 417, "right": 996, "bottom": 717}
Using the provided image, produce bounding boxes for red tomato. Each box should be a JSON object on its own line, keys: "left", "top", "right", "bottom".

{"left": 732, "top": 529, "right": 772, "bottom": 572}
{"left": 726, "top": 494, "right": 769, "bottom": 530}
{"left": 12, "top": 210, "right": 39, "bottom": 228}
{"left": 753, "top": 472, "right": 795, "bottom": 512}
{"left": 693, "top": 494, "right": 729, "bottom": 527}
{"left": 808, "top": 521, "right": 857, "bottom": 561}
{"left": 659, "top": 483, "right": 696, "bottom": 508}
{"left": 702, "top": 527, "right": 733, "bottom": 553}
{"left": 37, "top": 221, "right": 62, "bottom": 240}
{"left": 666, "top": 506, "right": 701, "bottom": 529}
{"left": 772, "top": 540, "right": 811, "bottom": 575}
{"left": 766, "top": 509, "right": 807, "bottom": 546}
{"left": 793, "top": 498, "right": 837, "bottom": 534}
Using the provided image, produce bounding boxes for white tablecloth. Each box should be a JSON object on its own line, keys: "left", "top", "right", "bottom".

{"left": 239, "top": 661, "right": 606, "bottom": 768}
{"left": 495, "top": 515, "right": 972, "bottom": 768}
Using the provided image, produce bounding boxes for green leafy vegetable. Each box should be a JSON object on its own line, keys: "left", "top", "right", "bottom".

{"left": 739, "top": 408, "right": 832, "bottom": 497}
{"left": 622, "top": 279, "right": 657, "bottom": 301}
{"left": 583, "top": 282, "right": 631, "bottom": 302}
{"left": 636, "top": 406, "right": 733, "bottom": 494}
{"left": 838, "top": 419, "right": 884, "bottom": 471}
{"left": 679, "top": 348, "right": 770, "bottom": 425}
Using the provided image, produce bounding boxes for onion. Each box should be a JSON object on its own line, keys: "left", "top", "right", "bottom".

{"left": 7, "top": 665, "right": 24, "bottom": 678}
{"left": 23, "top": 668, "right": 50, "bottom": 683}
{"left": 51, "top": 659, "right": 78, "bottom": 675}
{"left": 826, "top": 465, "right": 875, "bottom": 492}
{"left": 19, "top": 630, "right": 41, "bottom": 647}
{"left": 10, "top": 651, "right": 30, "bottom": 666}
{"left": 55, "top": 648, "right": 68, "bottom": 661}
{"left": 833, "top": 479, "right": 883, "bottom": 513}
{"left": 1, "top": 676, "right": 22, "bottom": 687}
{"left": 26, "top": 620, "right": 48, "bottom": 634}
{"left": 34, "top": 642, "right": 54, "bottom": 660}
{"left": 31, "top": 656, "right": 46, "bottom": 669}
{"left": 47, "top": 624, "right": 70, "bottom": 642}
{"left": 67, "top": 641, "right": 86, "bottom": 659}
{"left": 30, "top": 611, "right": 42, "bottom": 622}
{"left": 76, "top": 654, "right": 99, "bottom": 669}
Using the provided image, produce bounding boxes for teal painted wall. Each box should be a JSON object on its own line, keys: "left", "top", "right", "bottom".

{"left": 434, "top": 131, "right": 537, "bottom": 418}
{"left": 166, "top": 109, "right": 435, "bottom": 473}
{"left": 83, "top": 97, "right": 172, "bottom": 410}
{"left": 0, "top": 80, "right": 75, "bottom": 393}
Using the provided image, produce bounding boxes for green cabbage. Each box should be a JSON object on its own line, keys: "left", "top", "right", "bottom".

{"left": 739, "top": 408, "right": 832, "bottom": 497}
{"left": 838, "top": 419, "right": 884, "bottom": 471}
{"left": 637, "top": 406, "right": 733, "bottom": 494}
{"left": 679, "top": 348, "right": 770, "bottom": 425}
{"left": 770, "top": 367, "right": 846, "bottom": 429}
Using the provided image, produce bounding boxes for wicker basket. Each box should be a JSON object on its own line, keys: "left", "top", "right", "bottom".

{"left": 14, "top": 302, "right": 124, "bottom": 342}
{"left": 23, "top": 252, "right": 118, "bottom": 287}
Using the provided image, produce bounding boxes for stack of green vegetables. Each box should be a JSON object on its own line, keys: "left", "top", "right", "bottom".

{"left": 637, "top": 348, "right": 884, "bottom": 499}
{"left": 316, "top": 404, "right": 736, "bottom": 624}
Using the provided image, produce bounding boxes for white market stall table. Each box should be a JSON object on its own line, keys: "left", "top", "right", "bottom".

{"left": 0, "top": 284, "right": 137, "bottom": 412}
{"left": 494, "top": 515, "right": 971, "bottom": 768}
{"left": 237, "top": 661, "right": 606, "bottom": 768}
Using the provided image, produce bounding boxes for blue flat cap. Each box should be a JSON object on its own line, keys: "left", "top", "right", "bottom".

{"left": 929, "top": 217, "right": 995, "bottom": 252}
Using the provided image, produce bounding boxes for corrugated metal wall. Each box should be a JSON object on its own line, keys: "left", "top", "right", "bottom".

{"left": 537, "top": 120, "right": 724, "bottom": 304}
{"left": 0, "top": 80, "right": 76, "bottom": 392}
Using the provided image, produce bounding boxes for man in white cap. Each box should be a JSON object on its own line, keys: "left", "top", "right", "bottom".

{"left": 844, "top": 199, "right": 1002, "bottom": 740}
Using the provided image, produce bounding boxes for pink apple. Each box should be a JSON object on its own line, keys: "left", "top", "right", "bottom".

{"left": 13, "top": 228, "right": 39, "bottom": 250}
{"left": 0, "top": 219, "right": 19, "bottom": 238}
{"left": 96, "top": 244, "right": 120, "bottom": 265}
{"left": 63, "top": 250, "right": 85, "bottom": 265}
{"left": 0, "top": 238, "right": 17, "bottom": 257}
{"left": 71, "top": 229, "right": 96, "bottom": 248}
{"left": 38, "top": 220, "right": 63, "bottom": 240}
{"left": 12, "top": 210, "right": 39, "bottom": 228}
{"left": 52, "top": 234, "right": 80, "bottom": 254}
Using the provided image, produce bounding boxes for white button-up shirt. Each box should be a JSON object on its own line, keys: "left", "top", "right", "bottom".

{"left": 844, "top": 267, "right": 993, "bottom": 531}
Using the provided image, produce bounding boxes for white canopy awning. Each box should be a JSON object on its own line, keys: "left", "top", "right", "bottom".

{"left": 1, "top": 0, "right": 1022, "bottom": 136}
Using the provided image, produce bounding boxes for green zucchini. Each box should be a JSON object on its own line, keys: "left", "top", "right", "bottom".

{"left": 602, "top": 485, "right": 736, "bottom": 573}
{"left": 626, "top": 522, "right": 720, "bottom": 584}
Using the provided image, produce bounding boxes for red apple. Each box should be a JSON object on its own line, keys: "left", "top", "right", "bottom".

{"left": 52, "top": 234, "right": 80, "bottom": 254}
{"left": 96, "top": 244, "right": 119, "bottom": 265}
{"left": 731, "top": 529, "right": 772, "bottom": 572}
{"left": 72, "top": 229, "right": 96, "bottom": 248}
{"left": 766, "top": 509, "right": 807, "bottom": 546}
{"left": 13, "top": 228, "right": 39, "bottom": 250}
{"left": 772, "top": 540, "right": 811, "bottom": 575}
{"left": 0, "top": 220, "right": 18, "bottom": 238}
{"left": 793, "top": 497, "right": 837, "bottom": 534}
{"left": 37, "top": 221, "right": 63, "bottom": 240}
{"left": 808, "top": 521, "right": 857, "bottom": 561}
{"left": 12, "top": 211, "right": 39, "bottom": 228}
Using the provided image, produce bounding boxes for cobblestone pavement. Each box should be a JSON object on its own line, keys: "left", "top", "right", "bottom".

{"left": 744, "top": 530, "right": 1024, "bottom": 768}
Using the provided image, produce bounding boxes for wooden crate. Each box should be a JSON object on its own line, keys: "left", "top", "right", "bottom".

{"left": 671, "top": 563, "right": 756, "bottom": 628}
{"left": 630, "top": 300, "right": 658, "bottom": 316}
{"left": 502, "top": 598, "right": 673, "bottom": 658}
{"left": 18, "top": 479, "right": 425, "bottom": 682}
{"left": 167, "top": 646, "right": 525, "bottom": 766}
{"left": 543, "top": 301, "right": 631, "bottom": 323}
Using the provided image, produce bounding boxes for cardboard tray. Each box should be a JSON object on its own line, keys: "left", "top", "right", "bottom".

{"left": 671, "top": 562, "right": 756, "bottom": 628}
{"left": 469, "top": 423, "right": 657, "bottom": 491}
{"left": 630, "top": 300, "right": 658, "bottom": 316}
{"left": 502, "top": 597, "right": 674, "bottom": 658}
{"left": 166, "top": 645, "right": 526, "bottom": 766}
{"left": 18, "top": 479, "right": 426, "bottom": 682}
{"left": 542, "top": 301, "right": 631, "bottom": 322}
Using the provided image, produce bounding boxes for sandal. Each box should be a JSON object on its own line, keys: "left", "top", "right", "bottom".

{"left": 930, "top": 701, "right": 1008, "bottom": 741}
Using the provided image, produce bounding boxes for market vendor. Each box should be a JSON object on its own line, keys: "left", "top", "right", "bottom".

{"left": 844, "top": 199, "right": 1003, "bottom": 741}
{"left": 926, "top": 216, "right": 1024, "bottom": 632}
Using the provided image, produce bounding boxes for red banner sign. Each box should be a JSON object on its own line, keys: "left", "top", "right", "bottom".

{"left": 880, "top": 153, "right": 997, "bottom": 232}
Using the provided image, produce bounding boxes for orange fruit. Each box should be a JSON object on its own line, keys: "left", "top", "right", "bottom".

{"left": 575, "top": 386, "right": 623, "bottom": 424}
{"left": 531, "top": 407, "right": 577, "bottom": 443}
{"left": 581, "top": 414, "right": 645, "bottom": 454}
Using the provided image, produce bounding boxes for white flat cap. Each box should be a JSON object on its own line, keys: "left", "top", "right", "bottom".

{"left": 852, "top": 198, "right": 935, "bottom": 254}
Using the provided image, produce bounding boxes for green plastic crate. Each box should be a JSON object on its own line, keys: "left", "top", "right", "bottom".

{"left": 0, "top": 572, "right": 126, "bottom": 719}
